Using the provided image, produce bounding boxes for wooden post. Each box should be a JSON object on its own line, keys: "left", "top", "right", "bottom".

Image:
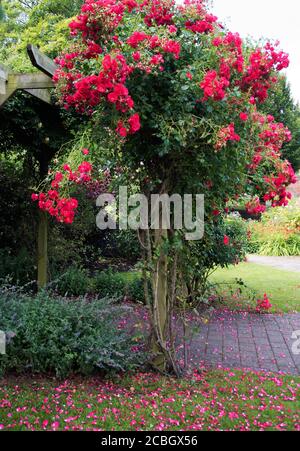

{"left": 37, "top": 210, "right": 48, "bottom": 289}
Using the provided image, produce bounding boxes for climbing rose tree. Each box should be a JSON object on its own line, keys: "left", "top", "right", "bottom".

{"left": 33, "top": 0, "right": 297, "bottom": 373}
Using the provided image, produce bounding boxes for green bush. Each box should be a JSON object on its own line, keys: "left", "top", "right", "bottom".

{"left": 127, "top": 277, "right": 145, "bottom": 303}
{"left": 93, "top": 271, "right": 127, "bottom": 298}
{"left": 50, "top": 268, "right": 145, "bottom": 302}
{"left": 223, "top": 214, "right": 249, "bottom": 262}
{"left": 188, "top": 213, "right": 248, "bottom": 272}
{"left": 251, "top": 233, "right": 300, "bottom": 257}
{"left": 51, "top": 267, "right": 90, "bottom": 296}
{"left": 246, "top": 237, "right": 260, "bottom": 254}
{"left": 0, "top": 289, "right": 143, "bottom": 377}
{"left": 0, "top": 247, "right": 35, "bottom": 285}
{"left": 95, "top": 229, "right": 141, "bottom": 262}
{"left": 248, "top": 203, "right": 300, "bottom": 256}
{"left": 93, "top": 271, "right": 146, "bottom": 302}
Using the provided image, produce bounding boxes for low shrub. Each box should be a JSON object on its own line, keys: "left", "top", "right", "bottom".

{"left": 50, "top": 268, "right": 145, "bottom": 302}
{"left": 51, "top": 267, "right": 90, "bottom": 296}
{"left": 95, "top": 229, "right": 140, "bottom": 262}
{"left": 0, "top": 247, "right": 35, "bottom": 285}
{"left": 93, "top": 270, "right": 146, "bottom": 302}
{"left": 127, "top": 277, "right": 145, "bottom": 303}
{"left": 0, "top": 289, "right": 143, "bottom": 378}
{"left": 253, "top": 234, "right": 300, "bottom": 256}
{"left": 223, "top": 214, "right": 249, "bottom": 262}
{"left": 248, "top": 202, "right": 300, "bottom": 256}
{"left": 93, "top": 271, "right": 127, "bottom": 298}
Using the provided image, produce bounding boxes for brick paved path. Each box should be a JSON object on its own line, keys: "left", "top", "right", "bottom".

{"left": 186, "top": 311, "right": 300, "bottom": 375}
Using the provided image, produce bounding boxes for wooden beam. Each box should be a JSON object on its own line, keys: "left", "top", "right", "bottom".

{"left": 0, "top": 73, "right": 54, "bottom": 107}
{"left": 27, "top": 44, "right": 58, "bottom": 77}
{"left": 0, "top": 86, "right": 16, "bottom": 106}
{"left": 24, "top": 88, "right": 51, "bottom": 104}
{"left": 1, "top": 86, "right": 53, "bottom": 107}
{"left": 0, "top": 55, "right": 55, "bottom": 107}
{"left": 12, "top": 73, "right": 54, "bottom": 90}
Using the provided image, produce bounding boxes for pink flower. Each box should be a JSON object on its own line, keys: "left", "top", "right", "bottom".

{"left": 200, "top": 70, "right": 230, "bottom": 102}
{"left": 78, "top": 161, "right": 92, "bottom": 173}
{"left": 168, "top": 25, "right": 177, "bottom": 33}
{"left": 240, "top": 112, "right": 248, "bottom": 121}
{"left": 256, "top": 293, "right": 272, "bottom": 312}
{"left": 127, "top": 31, "right": 149, "bottom": 48}
{"left": 223, "top": 235, "right": 230, "bottom": 246}
{"left": 116, "top": 120, "right": 128, "bottom": 137}
{"left": 132, "top": 51, "right": 141, "bottom": 62}
{"left": 212, "top": 37, "right": 223, "bottom": 47}
{"left": 162, "top": 39, "right": 181, "bottom": 59}
{"left": 31, "top": 193, "right": 39, "bottom": 201}
{"left": 51, "top": 421, "right": 59, "bottom": 430}
{"left": 128, "top": 113, "right": 141, "bottom": 133}
{"left": 48, "top": 190, "right": 59, "bottom": 200}
{"left": 215, "top": 123, "right": 240, "bottom": 150}
{"left": 55, "top": 172, "right": 63, "bottom": 182}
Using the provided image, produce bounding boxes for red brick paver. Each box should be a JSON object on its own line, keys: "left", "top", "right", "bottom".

{"left": 186, "top": 311, "right": 300, "bottom": 375}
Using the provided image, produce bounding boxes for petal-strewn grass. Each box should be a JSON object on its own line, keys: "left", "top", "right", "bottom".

{"left": 0, "top": 369, "right": 299, "bottom": 431}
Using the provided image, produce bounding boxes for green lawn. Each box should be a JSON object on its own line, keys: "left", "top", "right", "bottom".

{"left": 0, "top": 369, "right": 299, "bottom": 431}
{"left": 210, "top": 262, "right": 300, "bottom": 313}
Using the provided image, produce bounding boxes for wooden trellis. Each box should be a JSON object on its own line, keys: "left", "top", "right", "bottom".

{"left": 0, "top": 45, "right": 58, "bottom": 289}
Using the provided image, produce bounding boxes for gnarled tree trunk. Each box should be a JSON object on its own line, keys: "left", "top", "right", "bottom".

{"left": 150, "top": 227, "right": 169, "bottom": 372}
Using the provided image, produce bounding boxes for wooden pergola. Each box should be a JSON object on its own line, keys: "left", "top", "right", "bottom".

{"left": 0, "top": 45, "right": 58, "bottom": 289}
{"left": 0, "top": 44, "right": 56, "bottom": 106}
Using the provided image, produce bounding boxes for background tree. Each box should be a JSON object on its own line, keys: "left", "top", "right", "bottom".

{"left": 259, "top": 76, "right": 300, "bottom": 171}
{"left": 0, "top": 0, "right": 82, "bottom": 69}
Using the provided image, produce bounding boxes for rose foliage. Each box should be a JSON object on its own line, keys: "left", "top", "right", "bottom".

{"left": 32, "top": 0, "right": 297, "bottom": 224}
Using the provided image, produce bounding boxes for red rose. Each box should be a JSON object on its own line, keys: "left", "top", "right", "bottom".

{"left": 223, "top": 235, "right": 230, "bottom": 246}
